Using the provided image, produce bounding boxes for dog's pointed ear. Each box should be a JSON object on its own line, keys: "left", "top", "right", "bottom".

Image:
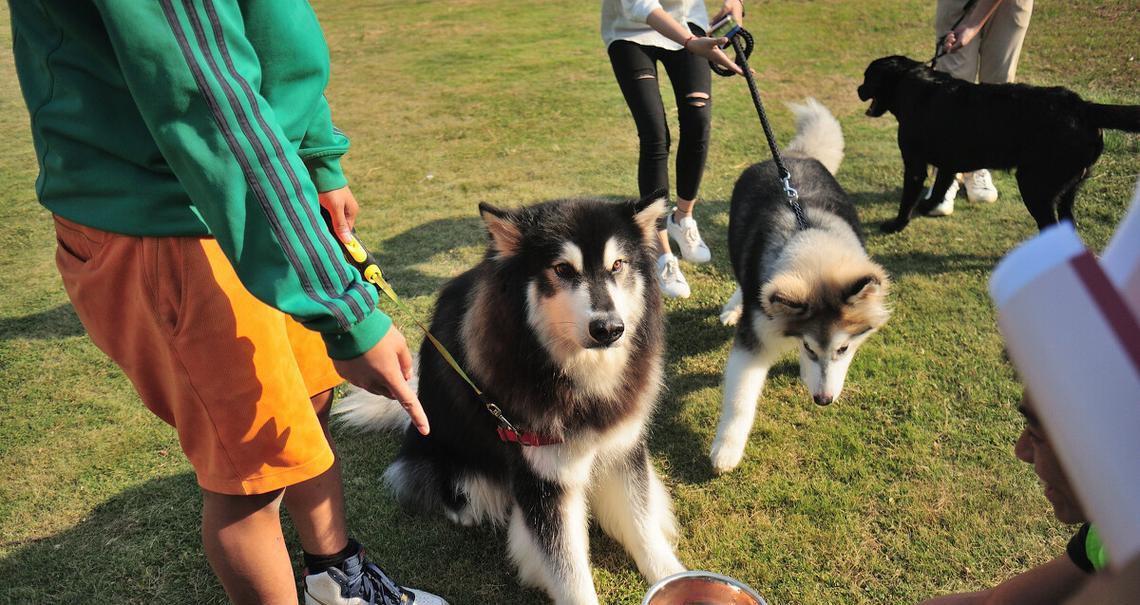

{"left": 479, "top": 202, "right": 522, "bottom": 259}
{"left": 842, "top": 267, "right": 891, "bottom": 306}
{"left": 628, "top": 191, "right": 667, "bottom": 241}
{"left": 760, "top": 281, "right": 809, "bottom": 319}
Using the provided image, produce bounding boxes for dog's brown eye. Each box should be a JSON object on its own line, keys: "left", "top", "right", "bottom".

{"left": 611, "top": 259, "right": 624, "bottom": 273}
{"left": 837, "top": 345, "right": 849, "bottom": 355}
{"left": 803, "top": 343, "right": 819, "bottom": 361}
{"left": 553, "top": 263, "right": 577, "bottom": 278}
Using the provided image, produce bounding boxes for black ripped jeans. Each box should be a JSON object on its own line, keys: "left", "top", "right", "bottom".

{"left": 608, "top": 34, "right": 712, "bottom": 205}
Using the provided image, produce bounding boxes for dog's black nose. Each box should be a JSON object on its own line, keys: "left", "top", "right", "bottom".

{"left": 813, "top": 393, "right": 834, "bottom": 406}
{"left": 588, "top": 317, "right": 624, "bottom": 346}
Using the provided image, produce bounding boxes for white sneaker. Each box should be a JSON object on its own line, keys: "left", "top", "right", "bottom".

{"left": 665, "top": 210, "right": 711, "bottom": 264}
{"left": 964, "top": 169, "right": 998, "bottom": 203}
{"left": 657, "top": 254, "right": 691, "bottom": 299}
{"left": 926, "top": 178, "right": 959, "bottom": 217}
{"left": 303, "top": 548, "right": 449, "bottom": 605}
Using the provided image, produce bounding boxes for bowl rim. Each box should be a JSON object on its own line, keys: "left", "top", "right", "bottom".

{"left": 642, "top": 570, "right": 769, "bottom": 605}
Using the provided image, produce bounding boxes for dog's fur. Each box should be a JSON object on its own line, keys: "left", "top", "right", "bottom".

{"left": 712, "top": 99, "right": 891, "bottom": 474}
{"left": 857, "top": 55, "right": 1140, "bottom": 233}
{"left": 335, "top": 197, "right": 684, "bottom": 604}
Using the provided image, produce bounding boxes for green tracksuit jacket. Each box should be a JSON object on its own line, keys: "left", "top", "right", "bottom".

{"left": 9, "top": 0, "right": 389, "bottom": 359}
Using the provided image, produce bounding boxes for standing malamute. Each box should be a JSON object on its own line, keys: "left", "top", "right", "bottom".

{"left": 336, "top": 197, "right": 685, "bottom": 604}
{"left": 711, "top": 99, "right": 892, "bottom": 474}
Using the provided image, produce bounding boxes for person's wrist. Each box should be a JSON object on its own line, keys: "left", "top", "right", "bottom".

{"left": 682, "top": 35, "right": 696, "bottom": 50}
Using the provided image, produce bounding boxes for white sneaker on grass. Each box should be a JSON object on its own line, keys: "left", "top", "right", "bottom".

{"left": 964, "top": 169, "right": 998, "bottom": 203}
{"left": 927, "top": 178, "right": 959, "bottom": 217}
{"left": 303, "top": 548, "right": 449, "bottom": 605}
{"left": 657, "top": 254, "right": 690, "bottom": 299}
{"left": 665, "top": 210, "right": 711, "bottom": 264}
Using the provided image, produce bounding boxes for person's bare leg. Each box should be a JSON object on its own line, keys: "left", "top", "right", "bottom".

{"left": 673, "top": 196, "right": 696, "bottom": 221}
{"left": 283, "top": 389, "right": 349, "bottom": 557}
{"left": 656, "top": 229, "right": 672, "bottom": 257}
{"left": 201, "top": 488, "right": 297, "bottom": 605}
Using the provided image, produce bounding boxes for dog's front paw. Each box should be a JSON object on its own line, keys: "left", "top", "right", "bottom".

{"left": 719, "top": 306, "right": 743, "bottom": 326}
{"left": 710, "top": 438, "right": 746, "bottom": 474}
{"left": 444, "top": 505, "right": 480, "bottom": 527}
{"left": 879, "top": 219, "right": 907, "bottom": 234}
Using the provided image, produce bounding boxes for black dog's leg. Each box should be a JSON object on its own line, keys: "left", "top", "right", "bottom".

{"left": 507, "top": 469, "right": 597, "bottom": 604}
{"left": 1056, "top": 168, "right": 1089, "bottom": 227}
{"left": 1016, "top": 166, "right": 1067, "bottom": 231}
{"left": 882, "top": 158, "right": 929, "bottom": 233}
{"left": 918, "top": 168, "right": 959, "bottom": 216}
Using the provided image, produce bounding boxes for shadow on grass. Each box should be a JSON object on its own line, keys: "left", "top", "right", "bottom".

{"left": 0, "top": 462, "right": 552, "bottom": 604}
{"left": 0, "top": 473, "right": 224, "bottom": 603}
{"left": 0, "top": 303, "right": 85, "bottom": 340}
{"left": 367, "top": 216, "right": 486, "bottom": 299}
{"left": 875, "top": 251, "right": 1002, "bottom": 278}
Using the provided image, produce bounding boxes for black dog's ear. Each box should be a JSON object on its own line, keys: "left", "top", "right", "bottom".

{"left": 479, "top": 202, "right": 522, "bottom": 259}
{"left": 628, "top": 191, "right": 667, "bottom": 241}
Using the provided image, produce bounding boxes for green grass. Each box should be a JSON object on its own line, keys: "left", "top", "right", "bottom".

{"left": 1, "top": 1, "right": 1137, "bottom": 603}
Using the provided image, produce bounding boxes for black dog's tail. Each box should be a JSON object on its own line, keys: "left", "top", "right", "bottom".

{"left": 1087, "top": 103, "right": 1140, "bottom": 133}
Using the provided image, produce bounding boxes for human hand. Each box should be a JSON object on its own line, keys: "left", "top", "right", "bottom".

{"left": 332, "top": 325, "right": 430, "bottom": 435}
{"left": 686, "top": 36, "right": 743, "bottom": 75}
{"left": 318, "top": 186, "right": 360, "bottom": 244}
{"left": 943, "top": 24, "right": 980, "bottom": 54}
{"left": 710, "top": 0, "right": 745, "bottom": 27}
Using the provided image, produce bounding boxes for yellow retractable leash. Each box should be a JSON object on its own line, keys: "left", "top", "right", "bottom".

{"left": 334, "top": 229, "right": 558, "bottom": 446}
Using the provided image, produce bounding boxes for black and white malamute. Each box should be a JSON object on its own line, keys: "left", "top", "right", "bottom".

{"left": 336, "top": 197, "right": 684, "bottom": 603}
{"left": 712, "top": 99, "right": 892, "bottom": 474}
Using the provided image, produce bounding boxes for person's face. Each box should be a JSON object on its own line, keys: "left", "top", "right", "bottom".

{"left": 1014, "top": 397, "right": 1087, "bottom": 524}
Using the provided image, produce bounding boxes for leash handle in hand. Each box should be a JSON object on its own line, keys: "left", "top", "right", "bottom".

{"left": 709, "top": 15, "right": 754, "bottom": 78}
{"left": 930, "top": 0, "right": 979, "bottom": 67}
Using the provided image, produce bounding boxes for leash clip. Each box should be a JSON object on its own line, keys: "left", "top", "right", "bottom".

{"left": 781, "top": 176, "right": 800, "bottom": 202}
{"left": 484, "top": 402, "right": 520, "bottom": 435}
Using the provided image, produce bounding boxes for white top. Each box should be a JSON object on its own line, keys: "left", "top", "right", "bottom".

{"left": 600, "top": 0, "right": 710, "bottom": 50}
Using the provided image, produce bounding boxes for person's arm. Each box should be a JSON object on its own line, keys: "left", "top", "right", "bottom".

{"left": 90, "top": 2, "right": 429, "bottom": 432}
{"left": 710, "top": 0, "right": 746, "bottom": 29}
{"left": 943, "top": 0, "right": 1007, "bottom": 53}
{"left": 917, "top": 555, "right": 1090, "bottom": 605}
{"left": 90, "top": 1, "right": 382, "bottom": 357}
{"left": 621, "top": 1, "right": 743, "bottom": 74}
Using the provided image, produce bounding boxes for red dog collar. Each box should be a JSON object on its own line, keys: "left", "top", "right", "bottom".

{"left": 497, "top": 426, "right": 563, "bottom": 447}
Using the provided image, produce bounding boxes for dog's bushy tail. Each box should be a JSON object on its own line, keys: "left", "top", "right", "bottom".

{"left": 332, "top": 384, "right": 414, "bottom": 433}
{"left": 785, "top": 98, "right": 845, "bottom": 175}
{"left": 1087, "top": 103, "right": 1140, "bottom": 133}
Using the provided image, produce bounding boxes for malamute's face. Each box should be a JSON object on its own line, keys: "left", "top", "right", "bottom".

{"left": 479, "top": 197, "right": 665, "bottom": 395}
{"left": 762, "top": 266, "right": 891, "bottom": 406}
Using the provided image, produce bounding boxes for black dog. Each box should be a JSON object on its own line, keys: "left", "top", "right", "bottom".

{"left": 858, "top": 55, "right": 1140, "bottom": 233}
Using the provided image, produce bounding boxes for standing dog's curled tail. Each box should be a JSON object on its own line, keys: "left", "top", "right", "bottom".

{"left": 785, "top": 97, "right": 845, "bottom": 176}
{"left": 1086, "top": 103, "right": 1140, "bottom": 133}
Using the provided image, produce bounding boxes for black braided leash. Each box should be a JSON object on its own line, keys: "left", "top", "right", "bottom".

{"left": 718, "top": 32, "right": 808, "bottom": 231}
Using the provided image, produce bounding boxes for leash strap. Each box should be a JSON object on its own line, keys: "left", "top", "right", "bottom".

{"left": 930, "top": 0, "right": 979, "bottom": 67}
{"left": 726, "top": 33, "right": 808, "bottom": 230}
{"left": 337, "top": 232, "right": 559, "bottom": 446}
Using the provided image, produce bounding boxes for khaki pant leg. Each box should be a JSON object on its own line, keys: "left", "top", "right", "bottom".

{"left": 977, "top": 0, "right": 1034, "bottom": 83}
{"left": 934, "top": 0, "right": 980, "bottom": 81}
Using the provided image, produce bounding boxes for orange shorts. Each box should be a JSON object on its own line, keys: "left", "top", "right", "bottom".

{"left": 53, "top": 215, "right": 343, "bottom": 495}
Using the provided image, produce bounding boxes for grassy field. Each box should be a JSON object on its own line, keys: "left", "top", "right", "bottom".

{"left": 1, "top": 1, "right": 1137, "bottom": 604}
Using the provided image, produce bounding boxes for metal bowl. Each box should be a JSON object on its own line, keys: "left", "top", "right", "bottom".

{"left": 643, "top": 571, "right": 769, "bottom": 605}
